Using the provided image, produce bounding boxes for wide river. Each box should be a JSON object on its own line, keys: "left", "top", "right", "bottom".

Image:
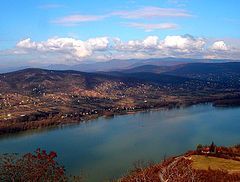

{"left": 0, "top": 104, "right": 240, "bottom": 181}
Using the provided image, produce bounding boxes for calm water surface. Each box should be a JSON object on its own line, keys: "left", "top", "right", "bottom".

{"left": 0, "top": 104, "right": 240, "bottom": 181}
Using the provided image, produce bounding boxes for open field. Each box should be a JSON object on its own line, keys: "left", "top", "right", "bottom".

{"left": 191, "top": 155, "right": 240, "bottom": 174}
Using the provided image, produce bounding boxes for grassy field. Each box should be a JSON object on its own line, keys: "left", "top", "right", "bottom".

{"left": 190, "top": 155, "right": 240, "bottom": 174}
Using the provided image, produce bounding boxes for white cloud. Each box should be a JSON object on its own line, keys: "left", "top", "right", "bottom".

{"left": 113, "top": 36, "right": 160, "bottom": 52}
{"left": 143, "top": 36, "right": 159, "bottom": 48}
{"left": 53, "top": 15, "right": 106, "bottom": 26}
{"left": 112, "top": 35, "right": 206, "bottom": 60}
{"left": 111, "top": 6, "right": 192, "bottom": 19}
{"left": 205, "top": 40, "right": 240, "bottom": 60}
{"left": 2, "top": 35, "right": 240, "bottom": 65}
{"left": 52, "top": 6, "right": 192, "bottom": 27}
{"left": 162, "top": 35, "right": 205, "bottom": 51}
{"left": 164, "top": 35, "right": 188, "bottom": 48}
{"left": 86, "top": 37, "right": 109, "bottom": 50}
{"left": 17, "top": 38, "right": 37, "bottom": 49}
{"left": 211, "top": 41, "right": 228, "bottom": 51}
{"left": 125, "top": 22, "right": 178, "bottom": 31}
{"left": 17, "top": 37, "right": 109, "bottom": 59}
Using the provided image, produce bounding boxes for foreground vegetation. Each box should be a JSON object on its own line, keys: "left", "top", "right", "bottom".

{"left": 0, "top": 149, "right": 82, "bottom": 182}
{"left": 1, "top": 144, "right": 240, "bottom": 181}
{"left": 118, "top": 144, "right": 240, "bottom": 182}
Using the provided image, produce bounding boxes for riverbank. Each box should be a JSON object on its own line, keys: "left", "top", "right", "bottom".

{"left": 1, "top": 98, "right": 240, "bottom": 136}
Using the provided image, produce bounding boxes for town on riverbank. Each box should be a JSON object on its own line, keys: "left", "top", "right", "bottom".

{"left": 1, "top": 63, "right": 240, "bottom": 135}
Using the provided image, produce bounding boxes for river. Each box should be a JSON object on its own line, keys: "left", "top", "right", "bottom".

{"left": 0, "top": 104, "right": 240, "bottom": 181}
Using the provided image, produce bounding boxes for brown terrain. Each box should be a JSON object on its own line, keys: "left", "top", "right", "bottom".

{"left": 119, "top": 144, "right": 240, "bottom": 182}
{"left": 0, "top": 62, "right": 240, "bottom": 135}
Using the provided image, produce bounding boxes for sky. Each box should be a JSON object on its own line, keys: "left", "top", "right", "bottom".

{"left": 0, "top": 0, "right": 240, "bottom": 67}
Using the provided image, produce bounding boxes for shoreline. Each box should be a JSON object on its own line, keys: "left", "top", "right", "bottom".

{"left": 1, "top": 100, "right": 240, "bottom": 137}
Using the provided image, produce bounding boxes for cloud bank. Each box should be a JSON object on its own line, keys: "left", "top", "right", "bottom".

{"left": 17, "top": 37, "right": 109, "bottom": 59}
{"left": 1, "top": 35, "right": 240, "bottom": 65}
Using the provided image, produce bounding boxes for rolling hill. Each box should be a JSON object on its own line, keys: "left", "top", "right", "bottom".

{"left": 1, "top": 62, "right": 240, "bottom": 135}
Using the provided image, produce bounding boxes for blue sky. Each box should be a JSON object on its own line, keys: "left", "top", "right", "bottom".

{"left": 0, "top": 0, "right": 240, "bottom": 66}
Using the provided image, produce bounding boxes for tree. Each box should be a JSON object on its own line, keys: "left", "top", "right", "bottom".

{"left": 0, "top": 149, "right": 82, "bottom": 182}
{"left": 196, "top": 144, "right": 203, "bottom": 154}
{"left": 209, "top": 142, "right": 216, "bottom": 154}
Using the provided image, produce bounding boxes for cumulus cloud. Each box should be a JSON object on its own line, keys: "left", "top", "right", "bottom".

{"left": 17, "top": 37, "right": 109, "bottom": 59}
{"left": 114, "top": 35, "right": 205, "bottom": 52}
{"left": 162, "top": 35, "right": 205, "bottom": 51}
{"left": 204, "top": 40, "right": 240, "bottom": 60}
{"left": 113, "top": 36, "right": 158, "bottom": 52}
{"left": 110, "top": 35, "right": 208, "bottom": 60}
{"left": 143, "top": 36, "right": 159, "bottom": 48}
{"left": 17, "top": 38, "right": 37, "bottom": 49}
{"left": 1, "top": 35, "right": 239, "bottom": 65}
{"left": 125, "top": 22, "right": 178, "bottom": 31}
{"left": 211, "top": 41, "right": 228, "bottom": 51}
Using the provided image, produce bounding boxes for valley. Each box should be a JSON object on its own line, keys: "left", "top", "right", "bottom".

{"left": 1, "top": 62, "right": 240, "bottom": 135}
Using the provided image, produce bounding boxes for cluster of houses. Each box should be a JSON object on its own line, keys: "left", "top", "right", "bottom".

{"left": 197, "top": 142, "right": 222, "bottom": 155}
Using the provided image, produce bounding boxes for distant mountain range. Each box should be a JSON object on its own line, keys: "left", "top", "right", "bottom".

{"left": 0, "top": 57, "right": 237, "bottom": 73}
{"left": 45, "top": 58, "right": 236, "bottom": 72}
{"left": 1, "top": 62, "right": 240, "bottom": 94}
{"left": 104, "top": 62, "right": 240, "bottom": 86}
